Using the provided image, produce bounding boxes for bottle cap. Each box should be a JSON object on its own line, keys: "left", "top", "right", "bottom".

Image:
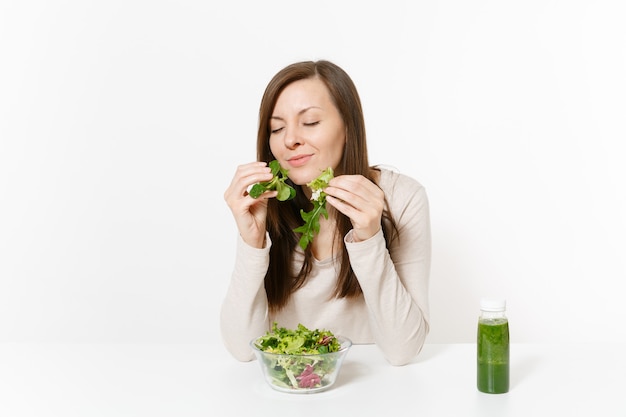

{"left": 480, "top": 298, "right": 506, "bottom": 312}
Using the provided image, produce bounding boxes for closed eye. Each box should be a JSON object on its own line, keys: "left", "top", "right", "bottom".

{"left": 271, "top": 127, "right": 284, "bottom": 134}
{"left": 304, "top": 121, "right": 320, "bottom": 127}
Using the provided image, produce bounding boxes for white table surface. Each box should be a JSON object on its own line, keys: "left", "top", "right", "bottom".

{"left": 0, "top": 341, "right": 624, "bottom": 416}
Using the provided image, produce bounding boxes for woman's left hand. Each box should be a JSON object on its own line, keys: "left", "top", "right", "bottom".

{"left": 324, "top": 175, "right": 385, "bottom": 242}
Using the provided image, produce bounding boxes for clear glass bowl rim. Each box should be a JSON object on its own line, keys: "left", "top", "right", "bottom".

{"left": 249, "top": 334, "right": 352, "bottom": 357}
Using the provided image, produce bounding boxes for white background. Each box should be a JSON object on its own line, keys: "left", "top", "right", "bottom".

{"left": 1, "top": 0, "right": 624, "bottom": 345}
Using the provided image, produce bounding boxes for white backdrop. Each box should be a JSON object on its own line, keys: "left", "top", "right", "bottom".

{"left": 1, "top": 0, "right": 625, "bottom": 345}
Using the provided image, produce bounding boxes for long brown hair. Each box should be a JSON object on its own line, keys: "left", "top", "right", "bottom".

{"left": 257, "top": 60, "right": 396, "bottom": 312}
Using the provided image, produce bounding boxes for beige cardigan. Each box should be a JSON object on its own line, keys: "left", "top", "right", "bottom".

{"left": 220, "top": 168, "right": 431, "bottom": 365}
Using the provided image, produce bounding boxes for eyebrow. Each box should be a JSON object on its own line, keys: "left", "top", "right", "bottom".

{"left": 271, "top": 106, "right": 322, "bottom": 121}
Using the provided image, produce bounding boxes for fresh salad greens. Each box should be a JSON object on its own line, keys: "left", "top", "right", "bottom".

{"left": 293, "top": 167, "right": 334, "bottom": 250}
{"left": 249, "top": 160, "right": 296, "bottom": 201}
{"left": 255, "top": 322, "right": 340, "bottom": 354}
{"left": 253, "top": 322, "right": 342, "bottom": 390}
{"left": 249, "top": 163, "right": 334, "bottom": 251}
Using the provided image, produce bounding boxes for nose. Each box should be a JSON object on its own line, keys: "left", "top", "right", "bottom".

{"left": 284, "top": 126, "right": 303, "bottom": 149}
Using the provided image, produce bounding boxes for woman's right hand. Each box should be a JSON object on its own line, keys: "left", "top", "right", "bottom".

{"left": 223, "top": 161, "right": 277, "bottom": 248}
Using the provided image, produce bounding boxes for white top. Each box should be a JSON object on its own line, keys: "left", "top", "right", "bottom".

{"left": 220, "top": 168, "right": 432, "bottom": 365}
{"left": 481, "top": 298, "right": 507, "bottom": 312}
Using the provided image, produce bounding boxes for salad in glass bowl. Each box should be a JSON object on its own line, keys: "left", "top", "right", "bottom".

{"left": 250, "top": 323, "right": 352, "bottom": 393}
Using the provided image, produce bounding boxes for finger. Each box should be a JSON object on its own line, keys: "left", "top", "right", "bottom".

{"left": 228, "top": 164, "right": 273, "bottom": 197}
{"left": 324, "top": 186, "right": 362, "bottom": 208}
{"left": 326, "top": 195, "right": 382, "bottom": 241}
{"left": 328, "top": 175, "right": 382, "bottom": 199}
{"left": 255, "top": 190, "right": 278, "bottom": 200}
{"left": 325, "top": 183, "right": 380, "bottom": 210}
{"left": 325, "top": 194, "right": 354, "bottom": 215}
{"left": 231, "top": 161, "right": 268, "bottom": 183}
{"left": 326, "top": 195, "right": 371, "bottom": 230}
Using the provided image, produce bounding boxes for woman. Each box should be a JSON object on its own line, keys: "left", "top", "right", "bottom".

{"left": 221, "top": 60, "right": 431, "bottom": 366}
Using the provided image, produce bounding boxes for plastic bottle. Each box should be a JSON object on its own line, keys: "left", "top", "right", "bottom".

{"left": 477, "top": 298, "right": 509, "bottom": 393}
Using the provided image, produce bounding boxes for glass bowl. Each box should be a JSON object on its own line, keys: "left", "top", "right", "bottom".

{"left": 250, "top": 335, "right": 352, "bottom": 393}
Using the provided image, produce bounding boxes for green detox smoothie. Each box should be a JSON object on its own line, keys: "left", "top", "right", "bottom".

{"left": 477, "top": 318, "right": 509, "bottom": 393}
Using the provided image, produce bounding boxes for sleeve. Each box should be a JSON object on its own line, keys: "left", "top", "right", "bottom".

{"left": 219, "top": 233, "right": 272, "bottom": 361}
{"left": 345, "top": 179, "right": 431, "bottom": 366}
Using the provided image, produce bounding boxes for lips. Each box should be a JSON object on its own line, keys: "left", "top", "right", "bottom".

{"left": 287, "top": 154, "right": 312, "bottom": 168}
